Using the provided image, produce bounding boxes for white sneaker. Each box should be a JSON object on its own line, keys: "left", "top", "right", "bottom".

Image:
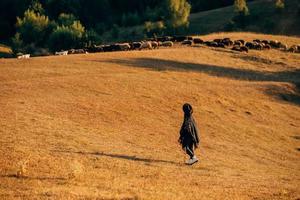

{"left": 187, "top": 156, "right": 198, "bottom": 165}
{"left": 185, "top": 159, "right": 191, "bottom": 164}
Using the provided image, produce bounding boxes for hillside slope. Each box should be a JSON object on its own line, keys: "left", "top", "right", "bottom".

{"left": 0, "top": 32, "right": 300, "bottom": 199}
{"left": 0, "top": 44, "right": 12, "bottom": 58}
{"left": 189, "top": 0, "right": 300, "bottom": 36}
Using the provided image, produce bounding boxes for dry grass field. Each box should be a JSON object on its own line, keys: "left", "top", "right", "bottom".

{"left": 0, "top": 32, "right": 300, "bottom": 200}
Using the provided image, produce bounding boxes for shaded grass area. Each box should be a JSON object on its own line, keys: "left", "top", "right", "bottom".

{"left": 189, "top": 0, "right": 300, "bottom": 36}
{"left": 104, "top": 57, "right": 300, "bottom": 82}
{"left": 104, "top": 57, "right": 300, "bottom": 105}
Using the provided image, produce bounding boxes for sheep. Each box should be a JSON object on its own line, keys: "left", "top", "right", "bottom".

{"left": 161, "top": 41, "right": 174, "bottom": 47}
{"left": 68, "top": 49, "right": 87, "bottom": 54}
{"left": 181, "top": 40, "right": 193, "bottom": 45}
{"left": 234, "top": 40, "right": 242, "bottom": 46}
{"left": 217, "top": 43, "right": 226, "bottom": 48}
{"left": 262, "top": 40, "right": 269, "bottom": 45}
{"left": 17, "top": 54, "right": 30, "bottom": 59}
{"left": 139, "top": 41, "right": 152, "bottom": 50}
{"left": 213, "top": 39, "right": 222, "bottom": 43}
{"left": 269, "top": 40, "right": 281, "bottom": 48}
{"left": 204, "top": 41, "right": 217, "bottom": 47}
{"left": 173, "top": 36, "right": 188, "bottom": 42}
{"left": 288, "top": 45, "right": 298, "bottom": 53}
{"left": 232, "top": 46, "right": 240, "bottom": 52}
{"left": 86, "top": 45, "right": 103, "bottom": 53}
{"left": 116, "top": 43, "right": 131, "bottom": 51}
{"left": 240, "top": 46, "right": 249, "bottom": 53}
{"left": 237, "top": 39, "right": 245, "bottom": 45}
{"left": 55, "top": 51, "right": 68, "bottom": 55}
{"left": 245, "top": 42, "right": 254, "bottom": 49}
{"left": 151, "top": 41, "right": 159, "bottom": 49}
{"left": 193, "top": 38, "right": 204, "bottom": 44}
{"left": 222, "top": 38, "right": 233, "bottom": 46}
{"left": 262, "top": 44, "right": 271, "bottom": 50}
{"left": 232, "top": 45, "right": 248, "bottom": 53}
{"left": 130, "top": 42, "right": 142, "bottom": 50}
{"left": 157, "top": 36, "right": 172, "bottom": 42}
{"left": 279, "top": 43, "right": 288, "bottom": 50}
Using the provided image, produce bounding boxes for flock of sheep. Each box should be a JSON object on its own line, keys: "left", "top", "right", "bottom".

{"left": 17, "top": 35, "right": 300, "bottom": 58}
{"left": 71, "top": 35, "right": 300, "bottom": 54}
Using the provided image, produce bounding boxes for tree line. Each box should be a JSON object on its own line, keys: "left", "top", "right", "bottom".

{"left": 0, "top": 0, "right": 287, "bottom": 55}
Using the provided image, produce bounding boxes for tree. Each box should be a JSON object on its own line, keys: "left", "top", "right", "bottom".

{"left": 164, "top": 0, "right": 191, "bottom": 30}
{"left": 275, "top": 0, "right": 285, "bottom": 11}
{"left": 234, "top": 0, "right": 249, "bottom": 15}
{"left": 58, "top": 13, "right": 77, "bottom": 26}
{"left": 16, "top": 9, "right": 50, "bottom": 45}
{"left": 232, "top": 0, "right": 249, "bottom": 28}
{"left": 144, "top": 21, "right": 165, "bottom": 37}
{"left": 29, "top": 0, "right": 45, "bottom": 14}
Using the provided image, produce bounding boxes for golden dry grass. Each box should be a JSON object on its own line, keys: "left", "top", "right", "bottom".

{"left": 0, "top": 32, "right": 300, "bottom": 200}
{"left": 0, "top": 44, "right": 12, "bottom": 58}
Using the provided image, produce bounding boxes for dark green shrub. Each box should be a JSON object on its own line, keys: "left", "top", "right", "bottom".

{"left": 224, "top": 20, "right": 237, "bottom": 31}
{"left": 84, "top": 29, "right": 102, "bottom": 45}
{"left": 11, "top": 33, "right": 24, "bottom": 54}
{"left": 121, "top": 12, "right": 140, "bottom": 27}
{"left": 48, "top": 21, "right": 85, "bottom": 51}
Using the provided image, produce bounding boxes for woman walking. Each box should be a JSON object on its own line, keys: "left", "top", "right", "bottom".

{"left": 178, "top": 103, "right": 200, "bottom": 165}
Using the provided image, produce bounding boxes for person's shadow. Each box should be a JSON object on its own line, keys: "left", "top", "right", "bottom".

{"left": 54, "top": 150, "right": 180, "bottom": 166}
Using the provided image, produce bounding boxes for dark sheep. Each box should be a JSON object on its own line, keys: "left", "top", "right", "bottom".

{"left": 269, "top": 40, "right": 280, "bottom": 48}
{"left": 173, "top": 36, "right": 188, "bottom": 42}
{"left": 204, "top": 41, "right": 216, "bottom": 47}
{"left": 102, "top": 45, "right": 114, "bottom": 52}
{"left": 253, "top": 39, "right": 261, "bottom": 43}
{"left": 245, "top": 42, "right": 254, "bottom": 49}
{"left": 222, "top": 38, "right": 233, "bottom": 46}
{"left": 156, "top": 36, "right": 173, "bottom": 42}
{"left": 204, "top": 41, "right": 212, "bottom": 46}
{"left": 240, "top": 46, "right": 249, "bottom": 53}
{"left": 193, "top": 38, "right": 204, "bottom": 44}
{"left": 232, "top": 45, "right": 248, "bottom": 53}
{"left": 181, "top": 40, "right": 193, "bottom": 45}
{"left": 278, "top": 42, "right": 288, "bottom": 50}
{"left": 237, "top": 39, "right": 245, "bottom": 45}
{"left": 232, "top": 46, "right": 240, "bottom": 51}
{"left": 217, "top": 43, "right": 226, "bottom": 48}
{"left": 213, "top": 39, "right": 222, "bottom": 43}
{"left": 263, "top": 44, "right": 271, "bottom": 50}
{"left": 87, "top": 44, "right": 104, "bottom": 53}
{"left": 130, "top": 42, "right": 142, "bottom": 50}
{"left": 288, "top": 45, "right": 298, "bottom": 53}
{"left": 211, "top": 42, "right": 219, "bottom": 47}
